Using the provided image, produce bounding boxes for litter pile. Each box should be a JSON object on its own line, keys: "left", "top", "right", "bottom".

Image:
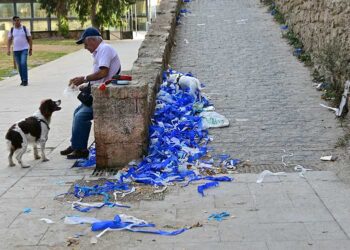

{"left": 64, "top": 69, "right": 238, "bottom": 239}
{"left": 74, "top": 69, "right": 237, "bottom": 198}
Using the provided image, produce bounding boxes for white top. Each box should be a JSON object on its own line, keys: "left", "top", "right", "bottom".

{"left": 8, "top": 25, "right": 31, "bottom": 51}
{"left": 92, "top": 41, "right": 121, "bottom": 84}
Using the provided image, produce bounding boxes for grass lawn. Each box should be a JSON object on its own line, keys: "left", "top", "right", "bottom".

{"left": 0, "top": 38, "right": 81, "bottom": 80}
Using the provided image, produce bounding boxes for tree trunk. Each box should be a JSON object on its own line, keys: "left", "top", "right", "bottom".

{"left": 91, "top": 0, "right": 99, "bottom": 29}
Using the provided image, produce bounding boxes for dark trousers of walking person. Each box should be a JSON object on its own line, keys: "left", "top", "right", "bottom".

{"left": 13, "top": 49, "right": 28, "bottom": 85}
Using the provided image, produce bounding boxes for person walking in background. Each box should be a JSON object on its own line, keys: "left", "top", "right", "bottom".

{"left": 60, "top": 27, "right": 121, "bottom": 159}
{"left": 7, "top": 16, "right": 32, "bottom": 86}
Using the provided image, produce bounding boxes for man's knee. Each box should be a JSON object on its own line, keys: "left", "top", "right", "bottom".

{"left": 74, "top": 111, "right": 93, "bottom": 123}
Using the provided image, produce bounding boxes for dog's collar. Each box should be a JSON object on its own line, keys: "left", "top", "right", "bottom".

{"left": 176, "top": 74, "right": 182, "bottom": 84}
{"left": 39, "top": 119, "right": 50, "bottom": 130}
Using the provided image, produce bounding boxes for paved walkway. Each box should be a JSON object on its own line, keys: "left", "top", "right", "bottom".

{"left": 0, "top": 1, "right": 350, "bottom": 249}
{"left": 170, "top": 0, "right": 347, "bottom": 173}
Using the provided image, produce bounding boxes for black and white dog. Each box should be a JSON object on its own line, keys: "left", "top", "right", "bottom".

{"left": 166, "top": 72, "right": 203, "bottom": 101}
{"left": 5, "top": 99, "right": 61, "bottom": 168}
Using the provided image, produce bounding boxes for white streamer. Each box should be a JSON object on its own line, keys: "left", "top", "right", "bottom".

{"left": 256, "top": 170, "right": 286, "bottom": 183}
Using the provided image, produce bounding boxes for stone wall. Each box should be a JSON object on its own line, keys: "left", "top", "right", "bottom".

{"left": 92, "top": 0, "right": 181, "bottom": 168}
{"left": 274, "top": 0, "right": 350, "bottom": 55}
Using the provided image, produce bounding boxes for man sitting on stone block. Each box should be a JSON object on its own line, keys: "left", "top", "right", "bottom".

{"left": 60, "top": 27, "right": 121, "bottom": 159}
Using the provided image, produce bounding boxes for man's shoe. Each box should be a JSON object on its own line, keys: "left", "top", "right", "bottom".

{"left": 21, "top": 81, "right": 28, "bottom": 86}
{"left": 67, "top": 149, "right": 89, "bottom": 160}
{"left": 60, "top": 146, "right": 74, "bottom": 155}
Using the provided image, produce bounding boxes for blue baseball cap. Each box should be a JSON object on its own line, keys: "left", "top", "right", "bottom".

{"left": 76, "top": 27, "right": 101, "bottom": 44}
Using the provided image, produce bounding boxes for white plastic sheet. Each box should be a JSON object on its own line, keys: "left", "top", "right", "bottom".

{"left": 63, "top": 86, "right": 79, "bottom": 98}
{"left": 200, "top": 111, "right": 229, "bottom": 128}
{"left": 256, "top": 170, "right": 286, "bottom": 183}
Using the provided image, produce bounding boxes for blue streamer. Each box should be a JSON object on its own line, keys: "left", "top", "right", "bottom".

{"left": 91, "top": 214, "right": 187, "bottom": 236}
{"left": 208, "top": 212, "right": 230, "bottom": 221}
{"left": 73, "top": 202, "right": 130, "bottom": 213}
{"left": 197, "top": 181, "right": 219, "bottom": 196}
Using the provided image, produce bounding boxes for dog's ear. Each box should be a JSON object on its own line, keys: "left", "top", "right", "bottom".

{"left": 40, "top": 99, "right": 53, "bottom": 119}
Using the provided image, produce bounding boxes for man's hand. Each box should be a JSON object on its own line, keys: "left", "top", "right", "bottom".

{"left": 29, "top": 49, "right": 32, "bottom": 56}
{"left": 69, "top": 76, "right": 85, "bottom": 87}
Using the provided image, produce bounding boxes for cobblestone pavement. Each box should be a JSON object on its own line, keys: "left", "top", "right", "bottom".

{"left": 170, "top": 0, "right": 346, "bottom": 173}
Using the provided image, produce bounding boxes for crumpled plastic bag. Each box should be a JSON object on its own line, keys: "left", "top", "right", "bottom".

{"left": 200, "top": 111, "right": 229, "bottom": 128}
{"left": 63, "top": 85, "right": 79, "bottom": 98}
{"left": 64, "top": 216, "right": 101, "bottom": 225}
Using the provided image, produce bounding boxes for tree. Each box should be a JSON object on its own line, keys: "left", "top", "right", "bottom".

{"left": 38, "top": 0, "right": 71, "bottom": 37}
{"left": 71, "top": 0, "right": 131, "bottom": 30}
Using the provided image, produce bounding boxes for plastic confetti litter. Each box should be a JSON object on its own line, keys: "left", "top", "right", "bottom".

{"left": 23, "top": 208, "right": 32, "bottom": 214}
{"left": 208, "top": 212, "right": 230, "bottom": 221}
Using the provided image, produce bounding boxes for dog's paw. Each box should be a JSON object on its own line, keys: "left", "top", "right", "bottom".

{"left": 42, "top": 158, "right": 49, "bottom": 162}
{"left": 34, "top": 155, "right": 41, "bottom": 160}
{"left": 9, "top": 163, "right": 16, "bottom": 167}
{"left": 21, "top": 165, "right": 30, "bottom": 168}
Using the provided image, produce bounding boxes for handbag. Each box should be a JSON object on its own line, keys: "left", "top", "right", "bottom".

{"left": 77, "top": 82, "right": 93, "bottom": 107}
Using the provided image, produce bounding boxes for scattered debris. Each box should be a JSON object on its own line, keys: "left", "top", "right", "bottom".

{"left": 198, "top": 181, "right": 219, "bottom": 196}
{"left": 93, "top": 214, "right": 187, "bottom": 238}
{"left": 64, "top": 216, "right": 101, "bottom": 225}
{"left": 187, "top": 222, "right": 203, "bottom": 229}
{"left": 316, "top": 82, "right": 330, "bottom": 91}
{"left": 320, "top": 155, "right": 337, "bottom": 161}
{"left": 67, "top": 237, "right": 79, "bottom": 247}
{"left": 208, "top": 212, "right": 230, "bottom": 221}
{"left": 200, "top": 111, "right": 230, "bottom": 128}
{"left": 39, "top": 218, "right": 55, "bottom": 224}
{"left": 281, "top": 149, "right": 293, "bottom": 167}
{"left": 23, "top": 208, "right": 32, "bottom": 214}
{"left": 320, "top": 81, "right": 350, "bottom": 117}
{"left": 90, "top": 236, "right": 98, "bottom": 244}
{"left": 154, "top": 186, "right": 168, "bottom": 194}
{"left": 113, "top": 186, "right": 136, "bottom": 199}
{"left": 235, "top": 19, "right": 248, "bottom": 24}
{"left": 235, "top": 118, "right": 249, "bottom": 122}
{"left": 294, "top": 165, "right": 312, "bottom": 178}
{"left": 71, "top": 200, "right": 130, "bottom": 213}
{"left": 184, "top": 39, "right": 189, "bottom": 44}
{"left": 256, "top": 170, "right": 286, "bottom": 183}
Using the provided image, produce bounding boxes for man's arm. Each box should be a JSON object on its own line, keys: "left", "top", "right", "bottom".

{"left": 28, "top": 36, "right": 33, "bottom": 56}
{"left": 70, "top": 67, "right": 109, "bottom": 87}
{"left": 7, "top": 36, "right": 12, "bottom": 56}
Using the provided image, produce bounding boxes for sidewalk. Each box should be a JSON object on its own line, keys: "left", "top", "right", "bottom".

{"left": 0, "top": 2, "right": 350, "bottom": 250}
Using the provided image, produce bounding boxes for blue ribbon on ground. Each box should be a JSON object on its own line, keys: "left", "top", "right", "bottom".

{"left": 197, "top": 181, "right": 219, "bottom": 196}
{"left": 73, "top": 202, "right": 130, "bottom": 213}
{"left": 91, "top": 214, "right": 187, "bottom": 236}
{"left": 208, "top": 212, "right": 230, "bottom": 221}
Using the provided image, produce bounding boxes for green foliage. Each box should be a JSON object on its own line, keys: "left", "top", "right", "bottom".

{"left": 38, "top": 0, "right": 130, "bottom": 31}
{"left": 316, "top": 39, "right": 350, "bottom": 105}
{"left": 38, "top": 0, "right": 71, "bottom": 36}
{"left": 261, "top": 0, "right": 274, "bottom": 7}
{"left": 71, "top": 0, "right": 130, "bottom": 30}
{"left": 335, "top": 132, "right": 350, "bottom": 148}
{"left": 282, "top": 30, "right": 303, "bottom": 49}
{"left": 299, "top": 52, "right": 313, "bottom": 67}
{"left": 312, "top": 69, "right": 325, "bottom": 83}
{"left": 58, "top": 17, "right": 70, "bottom": 38}
{"left": 273, "top": 10, "right": 285, "bottom": 24}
